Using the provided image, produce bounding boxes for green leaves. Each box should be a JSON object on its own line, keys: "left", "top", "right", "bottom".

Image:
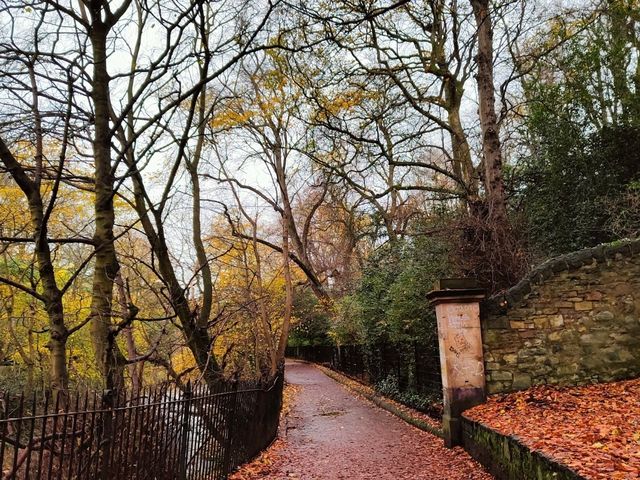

{"left": 516, "top": 1, "right": 640, "bottom": 256}
{"left": 336, "top": 233, "right": 449, "bottom": 346}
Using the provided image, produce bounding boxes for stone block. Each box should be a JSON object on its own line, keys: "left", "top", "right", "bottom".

{"left": 523, "top": 338, "right": 543, "bottom": 348}
{"left": 489, "top": 371, "right": 513, "bottom": 382}
{"left": 579, "top": 333, "right": 593, "bottom": 344}
{"left": 581, "top": 331, "right": 612, "bottom": 345}
{"left": 575, "top": 301, "right": 593, "bottom": 311}
{"left": 533, "top": 317, "right": 549, "bottom": 329}
{"left": 486, "top": 382, "right": 507, "bottom": 394}
{"left": 622, "top": 299, "right": 635, "bottom": 314}
{"left": 613, "top": 283, "right": 633, "bottom": 296}
{"left": 557, "top": 363, "right": 579, "bottom": 376}
{"left": 548, "top": 331, "right": 561, "bottom": 341}
{"left": 549, "top": 314, "right": 564, "bottom": 327}
{"left": 608, "top": 333, "right": 631, "bottom": 344}
{"left": 578, "top": 313, "right": 594, "bottom": 325}
{"left": 603, "top": 348, "right": 634, "bottom": 363}
{"left": 594, "top": 311, "right": 614, "bottom": 321}
{"left": 518, "top": 347, "right": 545, "bottom": 359}
{"left": 509, "top": 320, "right": 526, "bottom": 329}
{"left": 585, "top": 291, "right": 603, "bottom": 301}
{"left": 484, "top": 316, "right": 509, "bottom": 329}
{"left": 555, "top": 347, "right": 581, "bottom": 359}
{"left": 482, "top": 330, "right": 503, "bottom": 344}
{"left": 581, "top": 355, "right": 602, "bottom": 370}
{"left": 503, "top": 354, "right": 518, "bottom": 364}
{"left": 512, "top": 373, "right": 532, "bottom": 390}
{"left": 545, "top": 355, "right": 561, "bottom": 365}
{"left": 560, "top": 330, "right": 578, "bottom": 342}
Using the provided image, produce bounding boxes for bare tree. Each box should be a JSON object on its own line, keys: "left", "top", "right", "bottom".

{"left": 0, "top": 14, "right": 94, "bottom": 395}
{"left": 0, "top": 0, "right": 283, "bottom": 390}
{"left": 209, "top": 50, "right": 332, "bottom": 302}
{"left": 108, "top": 0, "right": 283, "bottom": 387}
{"left": 292, "top": 0, "right": 481, "bottom": 202}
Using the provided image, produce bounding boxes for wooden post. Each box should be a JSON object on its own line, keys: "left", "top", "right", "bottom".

{"left": 427, "top": 279, "right": 486, "bottom": 448}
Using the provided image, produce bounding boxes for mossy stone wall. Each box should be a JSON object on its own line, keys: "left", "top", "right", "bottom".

{"left": 461, "top": 418, "right": 585, "bottom": 480}
{"left": 482, "top": 240, "right": 640, "bottom": 394}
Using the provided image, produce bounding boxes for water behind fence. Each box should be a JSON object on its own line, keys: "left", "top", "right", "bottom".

{"left": 287, "top": 343, "right": 442, "bottom": 417}
{"left": 0, "top": 375, "right": 283, "bottom": 480}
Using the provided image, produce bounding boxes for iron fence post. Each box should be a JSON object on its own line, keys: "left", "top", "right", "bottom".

{"left": 100, "top": 389, "right": 114, "bottom": 480}
{"left": 179, "top": 382, "right": 192, "bottom": 480}
{"left": 222, "top": 381, "right": 239, "bottom": 476}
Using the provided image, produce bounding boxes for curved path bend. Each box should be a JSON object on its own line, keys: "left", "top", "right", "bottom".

{"left": 261, "top": 360, "right": 493, "bottom": 480}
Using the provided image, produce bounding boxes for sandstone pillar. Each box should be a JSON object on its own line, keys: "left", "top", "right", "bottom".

{"left": 427, "top": 279, "right": 486, "bottom": 447}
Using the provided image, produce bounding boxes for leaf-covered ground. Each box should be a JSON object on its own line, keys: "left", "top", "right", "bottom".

{"left": 315, "top": 364, "right": 443, "bottom": 435}
{"left": 464, "top": 378, "right": 640, "bottom": 480}
{"left": 232, "top": 361, "right": 492, "bottom": 479}
{"left": 230, "top": 382, "right": 299, "bottom": 480}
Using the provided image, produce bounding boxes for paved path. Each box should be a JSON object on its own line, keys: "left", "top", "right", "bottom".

{"left": 262, "top": 361, "right": 493, "bottom": 480}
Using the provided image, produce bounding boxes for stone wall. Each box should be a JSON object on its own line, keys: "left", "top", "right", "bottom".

{"left": 461, "top": 418, "right": 585, "bottom": 480}
{"left": 482, "top": 240, "right": 640, "bottom": 394}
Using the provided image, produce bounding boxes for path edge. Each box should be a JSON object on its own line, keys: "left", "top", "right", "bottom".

{"left": 313, "top": 363, "right": 444, "bottom": 438}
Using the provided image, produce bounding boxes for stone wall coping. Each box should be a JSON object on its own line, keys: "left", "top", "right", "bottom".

{"left": 426, "top": 288, "right": 485, "bottom": 305}
{"left": 484, "top": 238, "right": 640, "bottom": 315}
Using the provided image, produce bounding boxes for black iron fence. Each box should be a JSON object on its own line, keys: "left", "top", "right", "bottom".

{"left": 0, "top": 375, "right": 283, "bottom": 480}
{"left": 287, "top": 342, "right": 442, "bottom": 417}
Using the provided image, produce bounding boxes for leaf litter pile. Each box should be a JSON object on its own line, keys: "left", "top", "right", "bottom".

{"left": 465, "top": 378, "right": 640, "bottom": 479}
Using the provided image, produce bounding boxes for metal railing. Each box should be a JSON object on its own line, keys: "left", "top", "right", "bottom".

{"left": 0, "top": 375, "right": 283, "bottom": 480}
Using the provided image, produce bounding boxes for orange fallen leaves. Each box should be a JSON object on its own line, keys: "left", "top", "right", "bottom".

{"left": 229, "top": 438, "right": 286, "bottom": 480}
{"left": 465, "top": 378, "right": 640, "bottom": 480}
{"left": 229, "top": 383, "right": 300, "bottom": 480}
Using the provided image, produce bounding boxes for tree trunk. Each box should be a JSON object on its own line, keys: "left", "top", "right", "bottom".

{"left": 187, "top": 95, "right": 213, "bottom": 329}
{"left": 248, "top": 226, "right": 278, "bottom": 375}
{"left": 120, "top": 139, "right": 224, "bottom": 389}
{"left": 447, "top": 91, "right": 479, "bottom": 200}
{"left": 0, "top": 137, "right": 69, "bottom": 399}
{"left": 470, "top": 0, "right": 508, "bottom": 223}
{"left": 88, "top": 23, "right": 126, "bottom": 391}
{"left": 274, "top": 216, "right": 293, "bottom": 375}
{"left": 115, "top": 273, "right": 143, "bottom": 394}
{"left": 274, "top": 152, "right": 294, "bottom": 376}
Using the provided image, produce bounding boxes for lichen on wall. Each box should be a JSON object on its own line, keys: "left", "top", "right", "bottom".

{"left": 482, "top": 240, "right": 640, "bottom": 394}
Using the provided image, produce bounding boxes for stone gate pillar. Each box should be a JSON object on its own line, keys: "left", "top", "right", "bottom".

{"left": 427, "top": 279, "right": 486, "bottom": 448}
